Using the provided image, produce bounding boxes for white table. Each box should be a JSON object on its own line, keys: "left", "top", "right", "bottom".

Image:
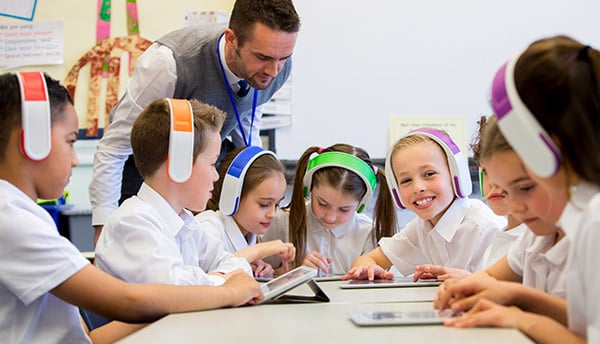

{"left": 117, "top": 280, "right": 533, "bottom": 343}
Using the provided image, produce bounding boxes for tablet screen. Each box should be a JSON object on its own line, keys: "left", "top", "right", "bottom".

{"left": 340, "top": 277, "right": 441, "bottom": 289}
{"left": 262, "top": 267, "right": 313, "bottom": 292}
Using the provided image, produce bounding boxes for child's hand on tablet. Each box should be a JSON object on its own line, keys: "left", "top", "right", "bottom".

{"left": 341, "top": 265, "right": 394, "bottom": 281}
{"left": 302, "top": 251, "right": 332, "bottom": 276}
{"left": 414, "top": 264, "right": 471, "bottom": 281}
{"left": 221, "top": 269, "right": 264, "bottom": 306}
{"left": 251, "top": 259, "right": 274, "bottom": 278}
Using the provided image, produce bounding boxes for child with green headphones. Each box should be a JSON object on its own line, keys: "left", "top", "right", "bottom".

{"left": 262, "top": 143, "right": 397, "bottom": 277}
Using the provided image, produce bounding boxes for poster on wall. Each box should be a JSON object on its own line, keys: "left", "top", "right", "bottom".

{"left": 0, "top": 20, "right": 63, "bottom": 69}
{"left": 0, "top": 0, "right": 38, "bottom": 21}
{"left": 389, "top": 115, "right": 467, "bottom": 154}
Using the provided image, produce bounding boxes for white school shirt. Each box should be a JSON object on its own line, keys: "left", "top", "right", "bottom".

{"left": 0, "top": 180, "right": 90, "bottom": 344}
{"left": 506, "top": 227, "right": 568, "bottom": 298}
{"left": 89, "top": 40, "right": 263, "bottom": 227}
{"left": 379, "top": 197, "right": 506, "bottom": 276}
{"left": 95, "top": 183, "right": 252, "bottom": 286}
{"left": 478, "top": 223, "right": 527, "bottom": 270}
{"left": 557, "top": 181, "right": 600, "bottom": 340}
{"left": 195, "top": 210, "right": 257, "bottom": 254}
{"left": 262, "top": 201, "right": 376, "bottom": 275}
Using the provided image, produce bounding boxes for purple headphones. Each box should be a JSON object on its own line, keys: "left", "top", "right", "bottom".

{"left": 385, "top": 128, "right": 472, "bottom": 209}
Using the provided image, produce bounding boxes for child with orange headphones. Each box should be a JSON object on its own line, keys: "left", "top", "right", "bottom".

{"left": 196, "top": 146, "right": 296, "bottom": 278}
{"left": 95, "top": 98, "right": 253, "bottom": 286}
{"left": 262, "top": 143, "right": 398, "bottom": 277}
{"left": 342, "top": 128, "right": 506, "bottom": 281}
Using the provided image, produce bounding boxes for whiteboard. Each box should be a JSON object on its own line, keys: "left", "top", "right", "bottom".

{"left": 274, "top": 0, "right": 600, "bottom": 159}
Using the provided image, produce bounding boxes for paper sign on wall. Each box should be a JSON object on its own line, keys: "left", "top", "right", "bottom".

{"left": 0, "top": 0, "right": 37, "bottom": 21}
{"left": 389, "top": 115, "right": 468, "bottom": 154}
{"left": 0, "top": 20, "right": 63, "bottom": 69}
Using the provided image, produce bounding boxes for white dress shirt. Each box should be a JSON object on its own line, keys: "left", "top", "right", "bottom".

{"left": 95, "top": 183, "right": 252, "bottom": 286}
{"left": 0, "top": 180, "right": 90, "bottom": 343}
{"left": 478, "top": 223, "right": 527, "bottom": 270}
{"left": 379, "top": 197, "right": 506, "bottom": 276}
{"left": 262, "top": 201, "right": 376, "bottom": 275}
{"left": 507, "top": 228, "right": 568, "bottom": 298}
{"left": 90, "top": 38, "right": 263, "bottom": 227}
{"left": 196, "top": 210, "right": 257, "bottom": 254}
{"left": 557, "top": 181, "right": 600, "bottom": 340}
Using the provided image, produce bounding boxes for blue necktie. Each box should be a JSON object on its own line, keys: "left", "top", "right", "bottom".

{"left": 237, "top": 80, "right": 250, "bottom": 97}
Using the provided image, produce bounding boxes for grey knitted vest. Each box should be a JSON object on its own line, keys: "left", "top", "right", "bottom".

{"left": 156, "top": 26, "right": 292, "bottom": 142}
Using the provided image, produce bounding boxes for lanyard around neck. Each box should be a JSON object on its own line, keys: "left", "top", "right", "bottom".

{"left": 216, "top": 33, "right": 258, "bottom": 147}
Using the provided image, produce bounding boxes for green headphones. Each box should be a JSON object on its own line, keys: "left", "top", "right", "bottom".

{"left": 302, "top": 151, "right": 377, "bottom": 213}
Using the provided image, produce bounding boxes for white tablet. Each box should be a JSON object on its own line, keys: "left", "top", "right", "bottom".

{"left": 349, "top": 309, "right": 459, "bottom": 326}
{"left": 258, "top": 266, "right": 318, "bottom": 303}
{"left": 339, "top": 277, "right": 441, "bottom": 289}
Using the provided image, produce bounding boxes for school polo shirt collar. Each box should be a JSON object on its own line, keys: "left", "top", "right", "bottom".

{"left": 557, "top": 181, "right": 600, "bottom": 236}
{"left": 307, "top": 200, "right": 356, "bottom": 239}
{"left": 136, "top": 183, "right": 185, "bottom": 237}
{"left": 431, "top": 197, "right": 469, "bottom": 242}
{"left": 219, "top": 211, "right": 257, "bottom": 251}
{"left": 218, "top": 34, "right": 243, "bottom": 86}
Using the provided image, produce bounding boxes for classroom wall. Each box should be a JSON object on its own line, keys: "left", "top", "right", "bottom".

{"left": 2, "top": 0, "right": 600, "bottom": 207}
{"left": 281, "top": 0, "right": 600, "bottom": 160}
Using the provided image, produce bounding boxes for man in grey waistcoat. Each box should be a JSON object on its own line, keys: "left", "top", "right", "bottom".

{"left": 90, "top": 0, "right": 300, "bottom": 243}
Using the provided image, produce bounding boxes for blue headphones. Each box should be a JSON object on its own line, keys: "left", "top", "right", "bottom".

{"left": 166, "top": 98, "right": 195, "bottom": 183}
{"left": 491, "top": 52, "right": 562, "bottom": 177}
{"left": 220, "top": 146, "right": 277, "bottom": 216}
{"left": 302, "top": 151, "right": 377, "bottom": 214}
{"left": 385, "top": 128, "right": 472, "bottom": 209}
{"left": 17, "top": 71, "right": 51, "bottom": 161}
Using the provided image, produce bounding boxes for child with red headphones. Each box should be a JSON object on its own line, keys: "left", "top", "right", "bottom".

{"left": 0, "top": 73, "right": 261, "bottom": 343}
{"left": 342, "top": 128, "right": 506, "bottom": 281}
{"left": 262, "top": 143, "right": 398, "bottom": 277}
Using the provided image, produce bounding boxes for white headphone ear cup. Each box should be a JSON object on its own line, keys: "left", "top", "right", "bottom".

{"left": 384, "top": 148, "right": 405, "bottom": 209}
{"left": 491, "top": 57, "right": 562, "bottom": 177}
{"left": 219, "top": 147, "right": 276, "bottom": 216}
{"left": 17, "top": 71, "right": 51, "bottom": 161}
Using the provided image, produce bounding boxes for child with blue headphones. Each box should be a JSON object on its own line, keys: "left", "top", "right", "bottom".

{"left": 196, "top": 146, "right": 296, "bottom": 278}
{"left": 261, "top": 143, "right": 397, "bottom": 277}
{"left": 342, "top": 128, "right": 506, "bottom": 281}
{"left": 413, "top": 116, "right": 526, "bottom": 281}
{"left": 95, "top": 98, "right": 254, "bottom": 287}
{"left": 438, "top": 36, "right": 600, "bottom": 343}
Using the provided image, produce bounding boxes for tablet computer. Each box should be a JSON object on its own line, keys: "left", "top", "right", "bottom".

{"left": 339, "top": 277, "right": 441, "bottom": 289}
{"left": 258, "top": 266, "right": 319, "bottom": 303}
{"left": 349, "top": 309, "right": 458, "bottom": 326}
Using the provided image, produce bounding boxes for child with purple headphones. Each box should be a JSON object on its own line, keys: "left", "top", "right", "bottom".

{"left": 343, "top": 128, "right": 506, "bottom": 281}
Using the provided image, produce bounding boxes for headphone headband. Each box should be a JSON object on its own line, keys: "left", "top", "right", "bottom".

{"left": 491, "top": 52, "right": 561, "bottom": 177}
{"left": 166, "top": 98, "right": 194, "bottom": 183}
{"left": 385, "top": 128, "right": 472, "bottom": 209}
{"left": 17, "top": 71, "right": 51, "bottom": 161}
{"left": 220, "top": 146, "right": 277, "bottom": 216}
{"left": 302, "top": 151, "right": 377, "bottom": 214}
